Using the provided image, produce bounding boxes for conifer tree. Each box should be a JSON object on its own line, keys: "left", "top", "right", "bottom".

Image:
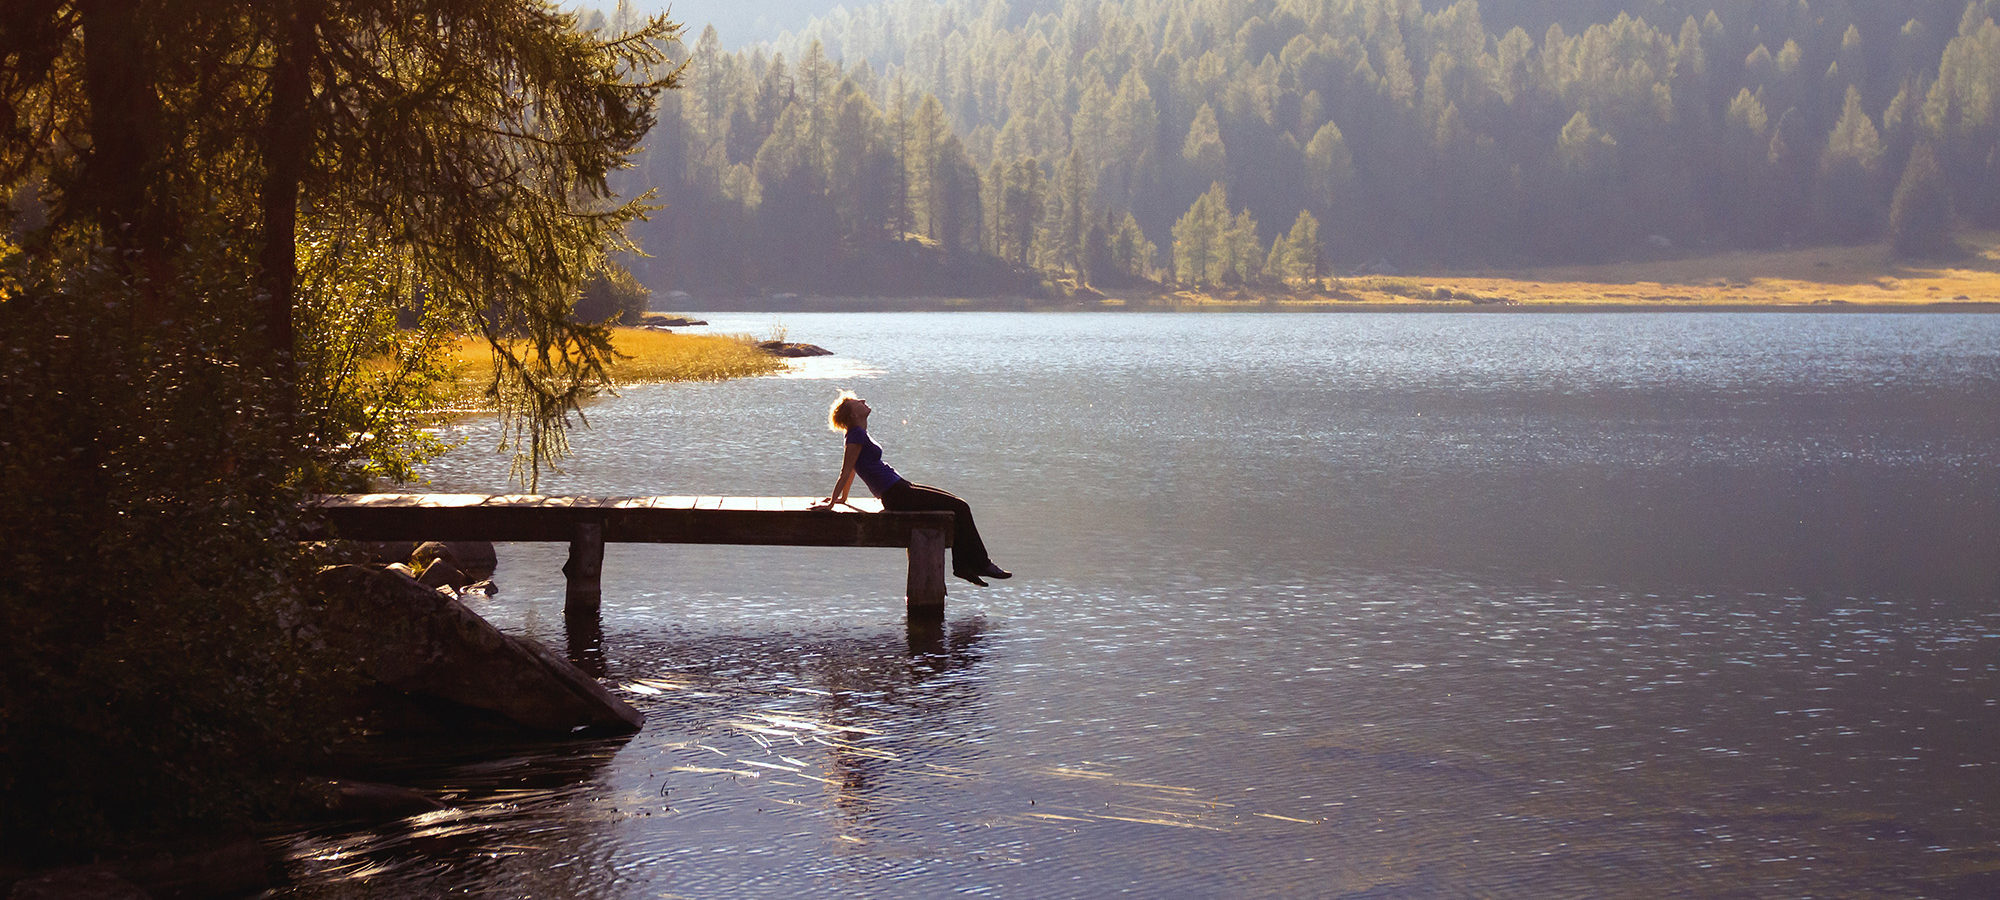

{"left": 1816, "top": 86, "right": 1888, "bottom": 241}
{"left": 1890, "top": 139, "right": 1954, "bottom": 259}
{"left": 1172, "top": 182, "right": 1231, "bottom": 286}
{"left": 1181, "top": 103, "right": 1228, "bottom": 197}
{"left": 1109, "top": 211, "right": 1159, "bottom": 282}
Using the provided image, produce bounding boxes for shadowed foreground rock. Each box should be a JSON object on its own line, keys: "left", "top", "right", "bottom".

{"left": 313, "top": 565, "right": 642, "bottom": 734}
{"left": 4, "top": 838, "right": 272, "bottom": 899}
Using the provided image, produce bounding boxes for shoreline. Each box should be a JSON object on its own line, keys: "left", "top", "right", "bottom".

{"left": 664, "top": 234, "right": 2000, "bottom": 313}
{"left": 673, "top": 297, "right": 2000, "bottom": 314}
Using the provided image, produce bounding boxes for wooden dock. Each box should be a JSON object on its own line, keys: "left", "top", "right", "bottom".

{"left": 304, "top": 494, "right": 957, "bottom": 616}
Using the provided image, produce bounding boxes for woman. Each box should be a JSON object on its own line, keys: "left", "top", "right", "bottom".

{"left": 813, "top": 391, "right": 1012, "bottom": 586}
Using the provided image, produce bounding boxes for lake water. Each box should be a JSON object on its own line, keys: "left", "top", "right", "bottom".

{"left": 275, "top": 312, "right": 2000, "bottom": 897}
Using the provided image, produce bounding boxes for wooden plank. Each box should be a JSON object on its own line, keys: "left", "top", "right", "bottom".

{"left": 304, "top": 493, "right": 961, "bottom": 618}
{"left": 304, "top": 495, "right": 953, "bottom": 547}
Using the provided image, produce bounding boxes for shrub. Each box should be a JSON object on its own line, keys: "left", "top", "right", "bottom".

{"left": 0, "top": 253, "right": 352, "bottom": 856}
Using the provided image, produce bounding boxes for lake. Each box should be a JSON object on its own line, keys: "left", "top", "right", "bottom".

{"left": 274, "top": 312, "right": 2000, "bottom": 897}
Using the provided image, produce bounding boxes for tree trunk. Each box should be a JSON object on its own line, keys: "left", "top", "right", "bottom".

{"left": 258, "top": 0, "right": 318, "bottom": 433}
{"left": 77, "top": 0, "right": 172, "bottom": 274}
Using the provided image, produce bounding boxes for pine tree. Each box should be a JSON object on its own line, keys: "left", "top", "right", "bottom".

{"left": 1172, "top": 182, "right": 1231, "bottom": 286}
{"left": 1181, "top": 103, "right": 1228, "bottom": 196}
{"left": 1266, "top": 210, "right": 1321, "bottom": 285}
{"left": 1054, "top": 149, "right": 1091, "bottom": 277}
{"left": 1815, "top": 86, "right": 1888, "bottom": 241}
{"left": 1226, "top": 209, "right": 1262, "bottom": 284}
{"left": 1890, "top": 139, "right": 1954, "bottom": 259}
{"left": 1109, "top": 212, "right": 1158, "bottom": 282}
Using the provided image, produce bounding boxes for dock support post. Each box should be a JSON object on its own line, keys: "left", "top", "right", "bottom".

{"left": 906, "top": 523, "right": 947, "bottom": 618}
{"left": 563, "top": 519, "right": 605, "bottom": 614}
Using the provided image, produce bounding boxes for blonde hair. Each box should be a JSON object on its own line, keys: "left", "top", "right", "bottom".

{"left": 828, "top": 390, "right": 861, "bottom": 432}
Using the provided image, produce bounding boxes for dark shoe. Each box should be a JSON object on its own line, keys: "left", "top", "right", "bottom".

{"left": 954, "top": 570, "right": 988, "bottom": 587}
{"left": 977, "top": 562, "right": 1012, "bottom": 580}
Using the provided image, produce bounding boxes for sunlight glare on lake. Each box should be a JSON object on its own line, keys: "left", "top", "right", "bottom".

{"left": 774, "top": 355, "right": 885, "bottom": 380}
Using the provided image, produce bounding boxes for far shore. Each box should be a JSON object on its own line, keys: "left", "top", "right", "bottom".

{"left": 666, "top": 233, "right": 2000, "bottom": 313}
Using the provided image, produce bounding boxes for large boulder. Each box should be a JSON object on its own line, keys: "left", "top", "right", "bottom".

{"left": 413, "top": 541, "right": 497, "bottom": 581}
{"left": 7, "top": 869, "right": 149, "bottom": 900}
{"left": 312, "top": 565, "right": 642, "bottom": 734}
{"left": 441, "top": 541, "right": 497, "bottom": 580}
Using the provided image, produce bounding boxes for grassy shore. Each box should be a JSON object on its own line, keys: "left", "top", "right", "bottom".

{"left": 435, "top": 327, "right": 783, "bottom": 409}
{"left": 1120, "top": 232, "right": 2000, "bottom": 310}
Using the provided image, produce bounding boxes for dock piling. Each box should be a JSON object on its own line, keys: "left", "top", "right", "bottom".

{"left": 906, "top": 523, "right": 947, "bottom": 616}
{"left": 563, "top": 520, "right": 605, "bottom": 614}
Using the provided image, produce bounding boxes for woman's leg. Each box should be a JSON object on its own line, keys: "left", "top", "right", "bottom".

{"left": 881, "top": 481, "right": 992, "bottom": 574}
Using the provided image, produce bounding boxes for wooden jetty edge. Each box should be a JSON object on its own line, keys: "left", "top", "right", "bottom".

{"left": 302, "top": 494, "right": 957, "bottom": 616}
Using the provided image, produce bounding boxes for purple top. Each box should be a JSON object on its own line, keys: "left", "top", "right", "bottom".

{"left": 846, "top": 427, "right": 905, "bottom": 497}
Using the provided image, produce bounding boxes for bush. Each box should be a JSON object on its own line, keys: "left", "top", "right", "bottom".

{"left": 0, "top": 251, "right": 352, "bottom": 856}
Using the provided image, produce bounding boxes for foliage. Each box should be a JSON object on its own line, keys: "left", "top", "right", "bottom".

{"left": 624, "top": 0, "right": 2000, "bottom": 290}
{"left": 576, "top": 261, "right": 654, "bottom": 325}
{"left": 0, "top": 0, "right": 676, "bottom": 854}
{"left": 0, "top": 249, "right": 353, "bottom": 855}
{"left": 1891, "top": 140, "right": 1956, "bottom": 258}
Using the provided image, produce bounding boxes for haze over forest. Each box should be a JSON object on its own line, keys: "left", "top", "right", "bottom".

{"left": 599, "top": 0, "right": 2000, "bottom": 296}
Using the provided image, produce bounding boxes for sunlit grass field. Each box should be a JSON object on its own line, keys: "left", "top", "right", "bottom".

{"left": 434, "top": 327, "right": 783, "bottom": 409}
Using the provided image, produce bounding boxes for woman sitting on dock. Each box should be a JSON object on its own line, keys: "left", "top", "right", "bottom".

{"left": 814, "top": 391, "right": 1013, "bottom": 587}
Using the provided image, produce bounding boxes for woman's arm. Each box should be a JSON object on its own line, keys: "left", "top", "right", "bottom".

{"left": 821, "top": 443, "right": 862, "bottom": 507}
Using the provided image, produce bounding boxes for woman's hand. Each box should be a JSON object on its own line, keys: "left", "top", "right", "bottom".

{"left": 810, "top": 497, "right": 842, "bottom": 511}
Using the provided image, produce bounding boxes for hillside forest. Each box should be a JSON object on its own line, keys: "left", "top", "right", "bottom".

{"left": 608, "top": 0, "right": 2000, "bottom": 297}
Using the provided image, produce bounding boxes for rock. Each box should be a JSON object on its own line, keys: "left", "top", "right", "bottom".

{"left": 411, "top": 541, "right": 452, "bottom": 567}
{"left": 411, "top": 541, "right": 496, "bottom": 581}
{"left": 112, "top": 837, "right": 271, "bottom": 898}
{"left": 442, "top": 541, "right": 497, "bottom": 580}
{"left": 313, "top": 565, "right": 643, "bottom": 734}
{"left": 7, "top": 868, "right": 149, "bottom": 900}
{"left": 5, "top": 838, "right": 274, "bottom": 899}
{"left": 312, "top": 779, "right": 450, "bottom": 821}
{"left": 636, "top": 312, "right": 706, "bottom": 327}
{"left": 417, "top": 558, "right": 467, "bottom": 590}
{"left": 757, "top": 340, "right": 832, "bottom": 358}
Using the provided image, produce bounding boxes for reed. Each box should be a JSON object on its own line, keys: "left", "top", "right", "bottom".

{"left": 434, "top": 328, "right": 783, "bottom": 409}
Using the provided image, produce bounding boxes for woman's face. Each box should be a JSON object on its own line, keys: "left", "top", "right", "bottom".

{"left": 848, "top": 398, "right": 871, "bottom": 421}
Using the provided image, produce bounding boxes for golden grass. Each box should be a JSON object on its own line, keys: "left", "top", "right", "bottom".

{"left": 1132, "top": 231, "right": 2000, "bottom": 309}
{"left": 434, "top": 327, "right": 783, "bottom": 409}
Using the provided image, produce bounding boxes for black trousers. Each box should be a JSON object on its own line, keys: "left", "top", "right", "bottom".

{"left": 880, "top": 481, "right": 992, "bottom": 574}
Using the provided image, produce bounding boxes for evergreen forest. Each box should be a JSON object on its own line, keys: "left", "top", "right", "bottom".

{"left": 619, "top": 0, "right": 2000, "bottom": 295}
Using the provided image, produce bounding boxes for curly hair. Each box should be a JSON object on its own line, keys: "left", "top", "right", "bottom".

{"left": 828, "top": 390, "right": 861, "bottom": 432}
